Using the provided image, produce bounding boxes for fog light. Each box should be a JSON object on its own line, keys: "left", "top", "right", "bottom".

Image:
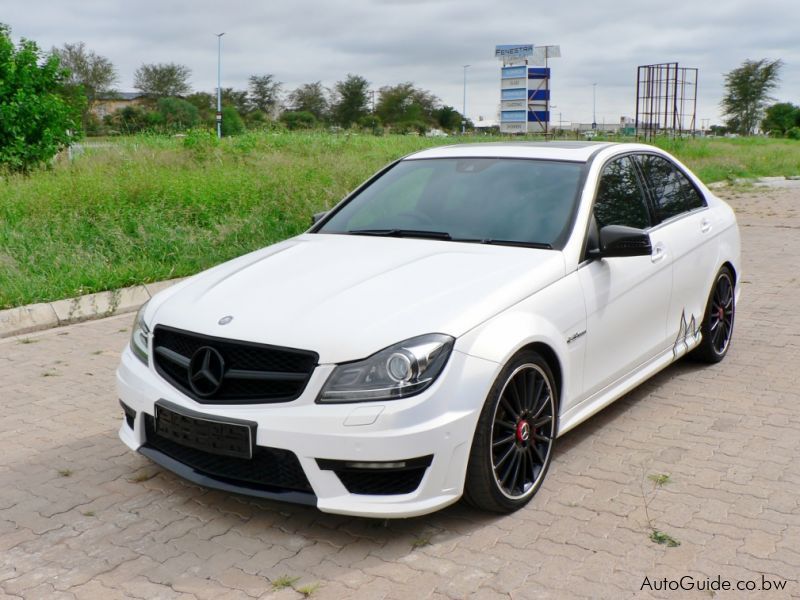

{"left": 345, "top": 461, "right": 407, "bottom": 470}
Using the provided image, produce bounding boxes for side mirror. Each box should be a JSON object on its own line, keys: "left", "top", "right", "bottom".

{"left": 311, "top": 211, "right": 328, "bottom": 226}
{"left": 591, "top": 225, "right": 652, "bottom": 258}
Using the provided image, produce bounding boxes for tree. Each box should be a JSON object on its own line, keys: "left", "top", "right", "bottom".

{"left": 248, "top": 74, "right": 282, "bottom": 115}
{"left": 221, "top": 88, "right": 249, "bottom": 116}
{"left": 52, "top": 42, "right": 117, "bottom": 104}
{"left": 134, "top": 62, "right": 191, "bottom": 98}
{"left": 375, "top": 82, "right": 438, "bottom": 130}
{"left": 761, "top": 102, "right": 800, "bottom": 136}
{"left": 280, "top": 110, "right": 317, "bottom": 130}
{"left": 330, "top": 74, "right": 370, "bottom": 127}
{"left": 433, "top": 105, "right": 463, "bottom": 132}
{"left": 104, "top": 105, "right": 153, "bottom": 134}
{"left": 721, "top": 58, "right": 783, "bottom": 135}
{"left": 156, "top": 97, "right": 199, "bottom": 130}
{"left": 288, "top": 82, "right": 328, "bottom": 121}
{"left": 0, "top": 24, "right": 81, "bottom": 171}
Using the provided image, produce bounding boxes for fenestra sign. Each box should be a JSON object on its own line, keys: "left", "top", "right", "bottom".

{"left": 494, "top": 44, "right": 534, "bottom": 59}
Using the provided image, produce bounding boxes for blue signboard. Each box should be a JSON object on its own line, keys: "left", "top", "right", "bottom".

{"left": 501, "top": 88, "right": 527, "bottom": 101}
{"left": 528, "top": 110, "right": 550, "bottom": 123}
{"left": 528, "top": 68, "right": 551, "bottom": 79}
{"left": 501, "top": 110, "right": 527, "bottom": 123}
{"left": 528, "top": 89, "right": 550, "bottom": 101}
{"left": 501, "top": 66, "right": 527, "bottom": 79}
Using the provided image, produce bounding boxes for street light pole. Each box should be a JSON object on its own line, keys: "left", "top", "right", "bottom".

{"left": 216, "top": 32, "right": 225, "bottom": 139}
{"left": 592, "top": 83, "right": 597, "bottom": 130}
{"left": 462, "top": 65, "right": 470, "bottom": 135}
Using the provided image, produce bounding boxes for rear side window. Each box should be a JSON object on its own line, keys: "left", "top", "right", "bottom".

{"left": 636, "top": 154, "right": 705, "bottom": 222}
{"left": 594, "top": 157, "right": 651, "bottom": 230}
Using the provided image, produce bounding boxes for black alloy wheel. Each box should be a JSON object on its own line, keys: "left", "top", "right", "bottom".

{"left": 464, "top": 350, "right": 557, "bottom": 513}
{"left": 694, "top": 266, "right": 735, "bottom": 363}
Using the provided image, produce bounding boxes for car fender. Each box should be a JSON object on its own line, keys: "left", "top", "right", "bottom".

{"left": 454, "top": 272, "right": 587, "bottom": 408}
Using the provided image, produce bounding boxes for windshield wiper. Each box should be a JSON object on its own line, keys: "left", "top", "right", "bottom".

{"left": 346, "top": 229, "right": 452, "bottom": 240}
{"left": 453, "top": 238, "right": 553, "bottom": 249}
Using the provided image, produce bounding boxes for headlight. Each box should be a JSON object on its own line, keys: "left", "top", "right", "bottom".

{"left": 318, "top": 333, "right": 454, "bottom": 403}
{"left": 130, "top": 301, "right": 151, "bottom": 365}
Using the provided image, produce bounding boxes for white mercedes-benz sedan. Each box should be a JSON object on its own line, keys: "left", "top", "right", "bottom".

{"left": 117, "top": 142, "right": 741, "bottom": 517}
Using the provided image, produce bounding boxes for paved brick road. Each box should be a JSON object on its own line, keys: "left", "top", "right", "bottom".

{"left": 1, "top": 187, "right": 798, "bottom": 599}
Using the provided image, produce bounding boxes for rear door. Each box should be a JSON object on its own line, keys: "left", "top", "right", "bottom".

{"left": 634, "top": 153, "right": 717, "bottom": 357}
{"left": 577, "top": 156, "right": 674, "bottom": 401}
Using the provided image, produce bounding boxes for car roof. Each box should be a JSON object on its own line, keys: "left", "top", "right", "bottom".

{"left": 405, "top": 141, "right": 618, "bottom": 162}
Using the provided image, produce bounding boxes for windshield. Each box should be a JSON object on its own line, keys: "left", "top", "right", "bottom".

{"left": 316, "top": 158, "right": 584, "bottom": 248}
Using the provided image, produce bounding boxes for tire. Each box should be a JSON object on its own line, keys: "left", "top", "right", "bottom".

{"left": 463, "top": 350, "right": 558, "bottom": 513}
{"left": 692, "top": 266, "right": 735, "bottom": 363}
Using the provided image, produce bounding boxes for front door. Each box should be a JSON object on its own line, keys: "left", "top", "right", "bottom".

{"left": 577, "top": 156, "right": 674, "bottom": 401}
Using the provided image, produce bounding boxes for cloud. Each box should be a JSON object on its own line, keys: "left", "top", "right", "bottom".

{"left": 5, "top": 0, "right": 798, "bottom": 125}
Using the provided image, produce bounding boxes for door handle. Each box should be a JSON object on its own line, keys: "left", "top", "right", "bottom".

{"left": 651, "top": 243, "right": 666, "bottom": 263}
{"left": 701, "top": 218, "right": 712, "bottom": 233}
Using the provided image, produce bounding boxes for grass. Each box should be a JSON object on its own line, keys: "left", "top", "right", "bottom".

{"left": 1, "top": 131, "right": 798, "bottom": 308}
{"left": 647, "top": 473, "right": 671, "bottom": 487}
{"left": 649, "top": 136, "right": 800, "bottom": 182}
{"left": 641, "top": 470, "right": 681, "bottom": 549}
{"left": 271, "top": 575, "right": 300, "bottom": 590}
{"left": 129, "top": 470, "right": 157, "bottom": 483}
{"left": 296, "top": 583, "right": 320, "bottom": 597}
{"left": 650, "top": 529, "right": 681, "bottom": 547}
{"left": 411, "top": 534, "right": 432, "bottom": 549}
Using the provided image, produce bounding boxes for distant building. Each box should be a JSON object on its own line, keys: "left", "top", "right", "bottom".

{"left": 90, "top": 92, "right": 147, "bottom": 119}
{"left": 474, "top": 117, "right": 499, "bottom": 133}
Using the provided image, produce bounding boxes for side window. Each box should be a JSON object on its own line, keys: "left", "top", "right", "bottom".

{"left": 636, "top": 154, "right": 706, "bottom": 222}
{"left": 594, "top": 157, "right": 651, "bottom": 230}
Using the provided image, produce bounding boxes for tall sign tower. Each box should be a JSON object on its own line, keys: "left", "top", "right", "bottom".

{"left": 496, "top": 44, "right": 561, "bottom": 135}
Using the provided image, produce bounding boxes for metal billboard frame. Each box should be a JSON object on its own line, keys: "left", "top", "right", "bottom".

{"left": 635, "top": 63, "right": 698, "bottom": 141}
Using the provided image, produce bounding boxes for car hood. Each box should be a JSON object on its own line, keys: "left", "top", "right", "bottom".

{"left": 149, "top": 233, "right": 565, "bottom": 363}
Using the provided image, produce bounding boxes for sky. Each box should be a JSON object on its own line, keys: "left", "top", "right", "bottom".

{"left": 4, "top": 0, "right": 799, "bottom": 127}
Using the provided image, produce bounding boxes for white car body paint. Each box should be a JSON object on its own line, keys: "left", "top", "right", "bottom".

{"left": 117, "top": 142, "right": 741, "bottom": 517}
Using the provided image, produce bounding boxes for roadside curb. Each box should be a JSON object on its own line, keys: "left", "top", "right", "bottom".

{"left": 707, "top": 175, "right": 800, "bottom": 189}
{"left": 0, "top": 278, "right": 185, "bottom": 339}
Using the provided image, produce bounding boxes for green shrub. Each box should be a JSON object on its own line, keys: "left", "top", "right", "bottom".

{"left": 0, "top": 25, "right": 81, "bottom": 171}
{"left": 787, "top": 127, "right": 800, "bottom": 140}
{"left": 280, "top": 111, "right": 317, "bottom": 130}
{"left": 157, "top": 97, "right": 200, "bottom": 131}
{"left": 221, "top": 106, "right": 245, "bottom": 136}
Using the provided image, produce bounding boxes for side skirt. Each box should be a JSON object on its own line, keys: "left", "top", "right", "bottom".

{"left": 557, "top": 347, "right": 677, "bottom": 437}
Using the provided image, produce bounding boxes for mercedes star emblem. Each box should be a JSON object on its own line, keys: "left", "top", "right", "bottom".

{"left": 188, "top": 346, "right": 226, "bottom": 397}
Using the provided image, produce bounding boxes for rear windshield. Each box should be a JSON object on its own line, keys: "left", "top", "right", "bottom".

{"left": 317, "top": 158, "right": 584, "bottom": 248}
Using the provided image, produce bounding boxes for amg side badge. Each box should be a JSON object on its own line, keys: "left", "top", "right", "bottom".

{"left": 567, "top": 330, "right": 587, "bottom": 344}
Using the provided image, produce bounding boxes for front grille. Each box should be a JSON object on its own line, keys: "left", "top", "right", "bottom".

{"left": 317, "top": 456, "right": 432, "bottom": 496}
{"left": 153, "top": 325, "right": 318, "bottom": 404}
{"left": 144, "top": 415, "right": 312, "bottom": 492}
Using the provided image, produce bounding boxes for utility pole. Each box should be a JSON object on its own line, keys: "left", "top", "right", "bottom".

{"left": 592, "top": 83, "right": 597, "bottom": 130}
{"left": 216, "top": 32, "right": 225, "bottom": 139}
{"left": 462, "top": 65, "right": 470, "bottom": 134}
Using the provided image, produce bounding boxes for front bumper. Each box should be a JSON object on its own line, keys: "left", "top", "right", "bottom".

{"left": 116, "top": 344, "right": 499, "bottom": 518}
